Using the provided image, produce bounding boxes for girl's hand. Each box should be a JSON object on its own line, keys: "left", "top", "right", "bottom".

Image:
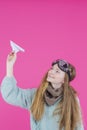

{"left": 6, "top": 52, "right": 17, "bottom": 77}
{"left": 7, "top": 52, "right": 17, "bottom": 68}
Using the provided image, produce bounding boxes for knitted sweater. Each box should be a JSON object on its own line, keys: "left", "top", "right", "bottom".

{"left": 1, "top": 76, "right": 84, "bottom": 130}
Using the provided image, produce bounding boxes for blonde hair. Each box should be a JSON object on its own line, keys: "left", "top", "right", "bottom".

{"left": 30, "top": 63, "right": 83, "bottom": 130}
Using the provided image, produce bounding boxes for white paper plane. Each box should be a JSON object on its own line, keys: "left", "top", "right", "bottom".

{"left": 10, "top": 40, "right": 25, "bottom": 53}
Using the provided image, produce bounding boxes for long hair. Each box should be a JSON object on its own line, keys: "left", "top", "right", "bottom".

{"left": 30, "top": 63, "right": 82, "bottom": 130}
{"left": 30, "top": 72, "right": 48, "bottom": 120}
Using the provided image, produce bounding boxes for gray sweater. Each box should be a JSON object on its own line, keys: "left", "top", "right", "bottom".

{"left": 1, "top": 76, "right": 84, "bottom": 130}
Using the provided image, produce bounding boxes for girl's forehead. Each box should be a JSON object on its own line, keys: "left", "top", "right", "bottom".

{"left": 52, "top": 64, "right": 60, "bottom": 70}
{"left": 52, "top": 64, "right": 59, "bottom": 69}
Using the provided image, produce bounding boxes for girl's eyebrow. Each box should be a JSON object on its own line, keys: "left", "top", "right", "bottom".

{"left": 52, "top": 67, "right": 60, "bottom": 71}
{"left": 56, "top": 69, "right": 60, "bottom": 71}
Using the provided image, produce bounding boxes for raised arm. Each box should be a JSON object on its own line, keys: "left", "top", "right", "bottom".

{"left": 1, "top": 52, "right": 36, "bottom": 109}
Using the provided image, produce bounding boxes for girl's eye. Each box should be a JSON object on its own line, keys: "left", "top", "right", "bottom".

{"left": 56, "top": 70, "right": 60, "bottom": 73}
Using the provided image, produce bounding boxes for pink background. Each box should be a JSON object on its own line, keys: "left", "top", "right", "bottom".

{"left": 0, "top": 0, "right": 87, "bottom": 130}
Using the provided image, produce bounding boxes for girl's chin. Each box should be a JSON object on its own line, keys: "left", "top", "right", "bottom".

{"left": 47, "top": 77, "right": 53, "bottom": 83}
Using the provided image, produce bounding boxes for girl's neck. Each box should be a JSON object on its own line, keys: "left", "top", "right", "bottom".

{"left": 51, "top": 83, "right": 62, "bottom": 90}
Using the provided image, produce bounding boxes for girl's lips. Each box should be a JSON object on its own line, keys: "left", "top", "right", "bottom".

{"left": 48, "top": 75, "right": 54, "bottom": 78}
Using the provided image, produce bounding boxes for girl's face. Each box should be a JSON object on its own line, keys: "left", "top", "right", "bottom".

{"left": 47, "top": 64, "right": 65, "bottom": 85}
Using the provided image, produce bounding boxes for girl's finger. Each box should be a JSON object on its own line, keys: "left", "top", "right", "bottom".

{"left": 9, "top": 51, "right": 15, "bottom": 55}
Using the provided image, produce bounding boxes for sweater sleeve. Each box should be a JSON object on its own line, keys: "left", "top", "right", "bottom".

{"left": 75, "top": 97, "right": 84, "bottom": 130}
{"left": 1, "top": 76, "right": 37, "bottom": 110}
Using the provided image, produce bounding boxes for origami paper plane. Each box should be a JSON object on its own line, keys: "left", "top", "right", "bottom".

{"left": 10, "top": 40, "right": 25, "bottom": 53}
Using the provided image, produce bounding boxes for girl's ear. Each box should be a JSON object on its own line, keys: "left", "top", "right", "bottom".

{"left": 62, "top": 81, "right": 64, "bottom": 84}
{"left": 62, "top": 79, "right": 64, "bottom": 84}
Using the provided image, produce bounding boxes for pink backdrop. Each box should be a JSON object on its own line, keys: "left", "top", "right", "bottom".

{"left": 0, "top": 0, "right": 87, "bottom": 130}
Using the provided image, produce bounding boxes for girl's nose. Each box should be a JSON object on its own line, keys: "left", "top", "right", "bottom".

{"left": 50, "top": 69, "right": 55, "bottom": 74}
